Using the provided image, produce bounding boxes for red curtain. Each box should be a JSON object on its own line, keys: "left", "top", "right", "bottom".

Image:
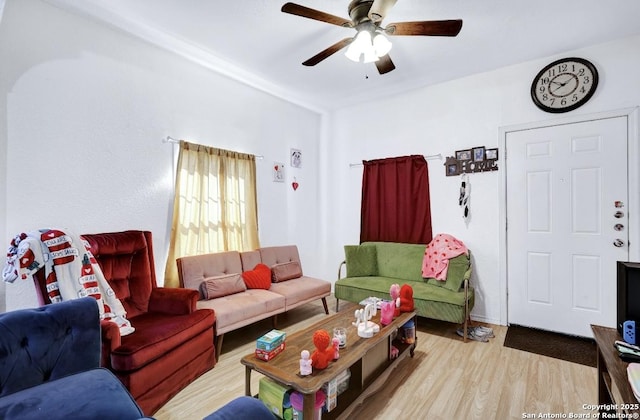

{"left": 360, "top": 155, "right": 432, "bottom": 244}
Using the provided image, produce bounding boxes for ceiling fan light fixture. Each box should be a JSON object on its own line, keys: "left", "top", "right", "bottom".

{"left": 345, "top": 30, "right": 382, "bottom": 63}
{"left": 373, "top": 33, "right": 392, "bottom": 56}
{"left": 344, "top": 42, "right": 362, "bottom": 62}
{"left": 362, "top": 48, "right": 379, "bottom": 63}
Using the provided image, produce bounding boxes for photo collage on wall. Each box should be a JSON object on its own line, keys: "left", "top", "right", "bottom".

{"left": 445, "top": 146, "right": 498, "bottom": 176}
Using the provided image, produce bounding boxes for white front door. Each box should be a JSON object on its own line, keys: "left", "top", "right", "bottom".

{"left": 506, "top": 116, "right": 629, "bottom": 337}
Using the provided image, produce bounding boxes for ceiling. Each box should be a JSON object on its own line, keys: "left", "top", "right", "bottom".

{"left": 45, "top": 0, "right": 640, "bottom": 111}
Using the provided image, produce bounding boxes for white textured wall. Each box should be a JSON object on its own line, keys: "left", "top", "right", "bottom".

{"left": 325, "top": 35, "right": 640, "bottom": 324}
{"left": 0, "top": 0, "right": 321, "bottom": 310}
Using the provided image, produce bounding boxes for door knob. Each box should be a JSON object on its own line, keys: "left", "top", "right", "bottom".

{"left": 614, "top": 239, "right": 625, "bottom": 248}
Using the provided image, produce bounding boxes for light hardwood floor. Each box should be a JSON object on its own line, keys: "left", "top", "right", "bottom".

{"left": 154, "top": 297, "right": 597, "bottom": 420}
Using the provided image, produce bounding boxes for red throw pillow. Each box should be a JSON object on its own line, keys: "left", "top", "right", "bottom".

{"left": 242, "top": 263, "right": 272, "bottom": 289}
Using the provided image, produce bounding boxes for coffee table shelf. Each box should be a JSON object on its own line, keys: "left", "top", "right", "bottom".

{"left": 241, "top": 303, "right": 417, "bottom": 419}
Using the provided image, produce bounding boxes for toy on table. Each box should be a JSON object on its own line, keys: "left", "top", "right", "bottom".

{"left": 311, "top": 330, "right": 334, "bottom": 370}
{"left": 299, "top": 350, "right": 312, "bottom": 376}
{"left": 398, "top": 284, "right": 414, "bottom": 313}
{"left": 390, "top": 283, "right": 401, "bottom": 317}
{"left": 332, "top": 337, "right": 340, "bottom": 360}
{"left": 380, "top": 300, "right": 395, "bottom": 326}
{"left": 352, "top": 303, "right": 380, "bottom": 338}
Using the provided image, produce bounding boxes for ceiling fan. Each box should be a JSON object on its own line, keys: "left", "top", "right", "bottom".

{"left": 281, "top": 0, "right": 462, "bottom": 74}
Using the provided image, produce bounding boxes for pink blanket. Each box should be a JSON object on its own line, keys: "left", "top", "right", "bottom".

{"left": 422, "top": 234, "right": 468, "bottom": 281}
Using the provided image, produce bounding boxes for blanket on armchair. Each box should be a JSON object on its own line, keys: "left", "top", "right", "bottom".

{"left": 3, "top": 228, "right": 134, "bottom": 335}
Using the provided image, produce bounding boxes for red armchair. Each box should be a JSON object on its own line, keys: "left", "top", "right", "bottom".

{"left": 33, "top": 230, "right": 216, "bottom": 415}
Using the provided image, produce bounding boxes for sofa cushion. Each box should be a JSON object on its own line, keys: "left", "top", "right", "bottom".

{"left": 196, "top": 289, "right": 285, "bottom": 334}
{"left": 110, "top": 309, "right": 215, "bottom": 372}
{"left": 83, "top": 231, "right": 155, "bottom": 318}
{"left": 271, "top": 261, "right": 303, "bottom": 282}
{"left": 200, "top": 274, "right": 246, "bottom": 300}
{"left": 240, "top": 250, "right": 262, "bottom": 272}
{"left": 365, "top": 242, "right": 426, "bottom": 281}
{"left": 426, "top": 254, "right": 471, "bottom": 292}
{"left": 269, "top": 276, "right": 331, "bottom": 310}
{"left": 336, "top": 276, "right": 467, "bottom": 306}
{"left": 258, "top": 245, "right": 300, "bottom": 267}
{"left": 0, "top": 368, "right": 145, "bottom": 420}
{"left": 344, "top": 244, "right": 378, "bottom": 277}
{"left": 242, "top": 264, "right": 271, "bottom": 289}
{"left": 176, "top": 251, "right": 244, "bottom": 292}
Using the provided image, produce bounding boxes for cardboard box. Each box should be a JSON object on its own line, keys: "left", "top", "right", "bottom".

{"left": 323, "top": 368, "right": 351, "bottom": 412}
{"left": 256, "top": 329, "right": 286, "bottom": 351}
{"left": 255, "top": 341, "right": 286, "bottom": 361}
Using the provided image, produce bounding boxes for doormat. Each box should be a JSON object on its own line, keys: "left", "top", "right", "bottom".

{"left": 503, "top": 325, "right": 597, "bottom": 368}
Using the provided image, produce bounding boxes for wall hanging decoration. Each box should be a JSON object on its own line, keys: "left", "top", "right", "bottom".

{"left": 459, "top": 173, "right": 470, "bottom": 224}
{"left": 290, "top": 148, "right": 302, "bottom": 168}
{"left": 273, "top": 163, "right": 285, "bottom": 182}
{"left": 292, "top": 178, "right": 299, "bottom": 191}
{"left": 444, "top": 147, "right": 498, "bottom": 176}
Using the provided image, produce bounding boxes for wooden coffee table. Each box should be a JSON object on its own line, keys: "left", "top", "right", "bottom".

{"left": 241, "top": 302, "right": 417, "bottom": 420}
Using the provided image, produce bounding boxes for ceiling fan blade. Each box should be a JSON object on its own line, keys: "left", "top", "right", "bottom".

{"left": 368, "top": 0, "right": 398, "bottom": 23}
{"left": 375, "top": 54, "right": 396, "bottom": 74}
{"left": 281, "top": 2, "right": 353, "bottom": 28}
{"left": 302, "top": 37, "right": 354, "bottom": 66}
{"left": 385, "top": 19, "right": 463, "bottom": 36}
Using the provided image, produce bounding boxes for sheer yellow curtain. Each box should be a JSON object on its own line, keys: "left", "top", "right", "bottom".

{"left": 164, "top": 140, "right": 260, "bottom": 287}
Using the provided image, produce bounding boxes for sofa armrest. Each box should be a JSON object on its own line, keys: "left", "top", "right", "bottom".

{"left": 100, "top": 319, "right": 121, "bottom": 368}
{"left": 337, "top": 260, "right": 346, "bottom": 280}
{"left": 148, "top": 287, "right": 199, "bottom": 315}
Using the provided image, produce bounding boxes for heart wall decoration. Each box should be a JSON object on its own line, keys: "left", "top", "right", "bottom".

{"left": 292, "top": 178, "right": 299, "bottom": 191}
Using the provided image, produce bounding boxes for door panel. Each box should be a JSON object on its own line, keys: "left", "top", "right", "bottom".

{"left": 506, "top": 117, "right": 628, "bottom": 337}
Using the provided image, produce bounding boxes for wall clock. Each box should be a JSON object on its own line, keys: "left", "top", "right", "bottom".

{"left": 530, "top": 57, "right": 599, "bottom": 113}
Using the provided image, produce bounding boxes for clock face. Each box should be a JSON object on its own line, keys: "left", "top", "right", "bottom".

{"left": 530, "top": 57, "right": 599, "bottom": 113}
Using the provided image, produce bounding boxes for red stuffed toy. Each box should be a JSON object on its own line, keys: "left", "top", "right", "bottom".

{"left": 398, "top": 284, "right": 414, "bottom": 313}
{"left": 310, "top": 330, "right": 334, "bottom": 370}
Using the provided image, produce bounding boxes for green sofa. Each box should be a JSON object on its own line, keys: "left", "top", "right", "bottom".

{"left": 335, "top": 241, "right": 474, "bottom": 340}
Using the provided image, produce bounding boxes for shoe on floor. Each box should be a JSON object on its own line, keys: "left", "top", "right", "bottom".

{"left": 456, "top": 326, "right": 494, "bottom": 342}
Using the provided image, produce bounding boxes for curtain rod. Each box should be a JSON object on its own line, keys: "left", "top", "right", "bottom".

{"left": 349, "top": 154, "right": 442, "bottom": 168}
{"left": 163, "top": 136, "right": 263, "bottom": 159}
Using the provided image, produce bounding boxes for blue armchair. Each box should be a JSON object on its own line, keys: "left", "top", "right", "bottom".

{"left": 0, "top": 297, "right": 150, "bottom": 420}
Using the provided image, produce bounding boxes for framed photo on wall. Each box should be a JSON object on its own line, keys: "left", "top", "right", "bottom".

{"left": 455, "top": 149, "right": 471, "bottom": 161}
{"left": 290, "top": 148, "right": 302, "bottom": 168}
{"left": 485, "top": 148, "right": 498, "bottom": 160}
{"left": 444, "top": 156, "right": 460, "bottom": 176}
{"left": 273, "top": 162, "right": 285, "bottom": 182}
{"left": 472, "top": 146, "right": 485, "bottom": 162}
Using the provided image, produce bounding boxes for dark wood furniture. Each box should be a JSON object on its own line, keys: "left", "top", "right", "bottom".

{"left": 591, "top": 325, "right": 640, "bottom": 416}
{"left": 241, "top": 303, "right": 417, "bottom": 419}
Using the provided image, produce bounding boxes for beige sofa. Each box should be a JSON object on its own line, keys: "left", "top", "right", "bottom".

{"left": 177, "top": 245, "right": 331, "bottom": 355}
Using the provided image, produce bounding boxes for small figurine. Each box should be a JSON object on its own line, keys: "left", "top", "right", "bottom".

{"left": 353, "top": 303, "right": 380, "bottom": 338}
{"left": 398, "top": 284, "right": 414, "bottom": 313}
{"left": 332, "top": 337, "right": 340, "bottom": 360}
{"left": 300, "top": 350, "right": 312, "bottom": 376}
{"left": 311, "top": 330, "right": 334, "bottom": 370}
{"left": 390, "top": 345, "right": 399, "bottom": 359}
{"left": 390, "top": 283, "right": 401, "bottom": 317}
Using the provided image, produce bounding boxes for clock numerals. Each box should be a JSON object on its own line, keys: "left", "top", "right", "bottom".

{"left": 531, "top": 57, "right": 598, "bottom": 113}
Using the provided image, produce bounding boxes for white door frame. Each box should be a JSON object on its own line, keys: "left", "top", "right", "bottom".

{"left": 498, "top": 107, "right": 640, "bottom": 326}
